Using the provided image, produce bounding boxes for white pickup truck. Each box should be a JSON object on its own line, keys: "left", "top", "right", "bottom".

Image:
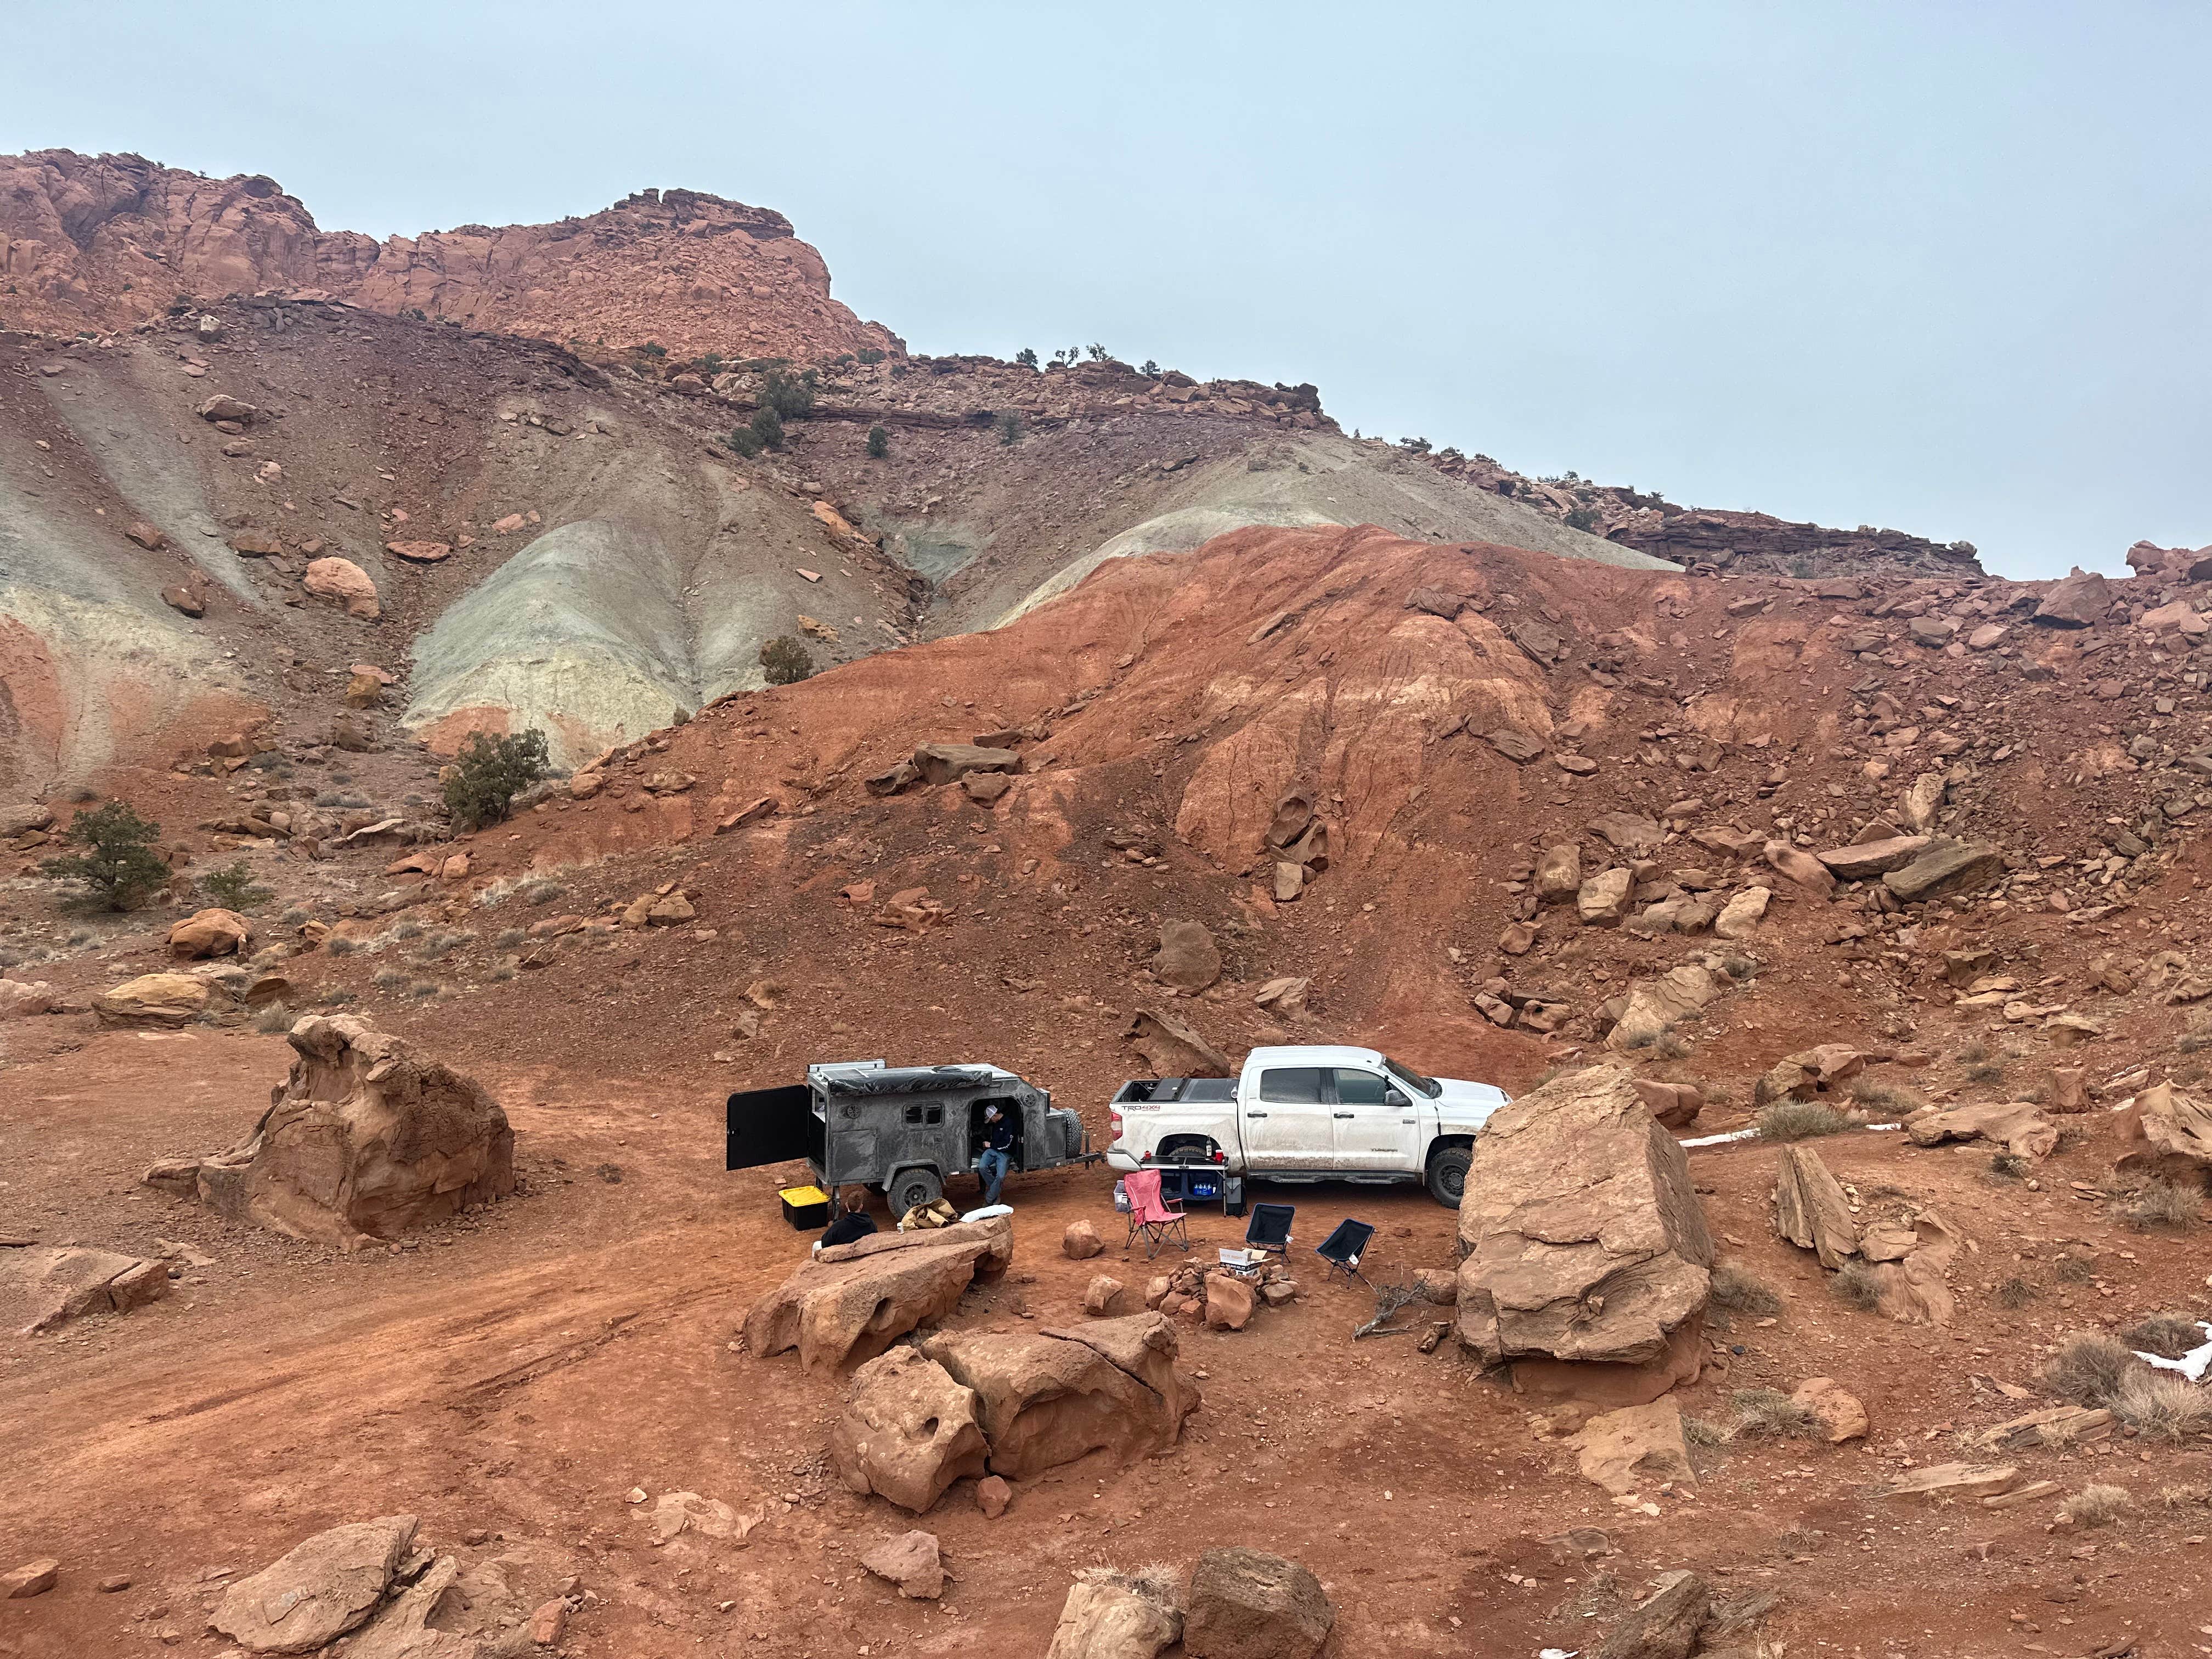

{"left": 1105, "top": 1044, "right": 1510, "bottom": 1207}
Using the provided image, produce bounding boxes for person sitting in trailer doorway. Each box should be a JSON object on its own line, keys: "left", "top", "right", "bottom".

{"left": 816, "top": 1188, "right": 876, "bottom": 1250}
{"left": 978, "top": 1104, "right": 1015, "bottom": 1206}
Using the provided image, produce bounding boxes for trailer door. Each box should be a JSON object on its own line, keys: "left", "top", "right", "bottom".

{"left": 725, "top": 1085, "right": 820, "bottom": 1172}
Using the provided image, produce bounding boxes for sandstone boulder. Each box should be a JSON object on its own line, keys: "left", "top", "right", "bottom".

{"left": 2, "top": 1246, "right": 172, "bottom": 1334}
{"left": 1183, "top": 1548, "right": 1333, "bottom": 1659}
{"left": 1085, "top": 1274, "right": 1128, "bottom": 1316}
{"left": 1, "top": 1561, "right": 57, "bottom": 1599}
{"left": 94, "top": 971, "right": 212, "bottom": 1027}
{"left": 1064, "top": 1220, "right": 1105, "bottom": 1260}
{"left": 1762, "top": 839, "right": 1835, "bottom": 898}
{"left": 1907, "top": 1100, "right": 2056, "bottom": 1158}
{"left": 1201, "top": 1272, "right": 1254, "bottom": 1330}
{"left": 1596, "top": 1570, "right": 1711, "bottom": 1659}
{"left": 1125, "top": 1009, "right": 1232, "bottom": 1078}
{"left": 1577, "top": 867, "right": 1633, "bottom": 926}
{"left": 2112, "top": 1082, "right": 2212, "bottom": 1185}
{"left": 0, "top": 978, "right": 57, "bottom": 1018}
{"left": 1589, "top": 811, "right": 1665, "bottom": 854}
{"left": 1791, "top": 1377, "right": 1868, "bottom": 1443}
{"left": 1630, "top": 1080, "right": 1703, "bottom": 1129}
{"left": 304, "top": 556, "right": 381, "bottom": 620}
{"left": 912, "top": 743, "right": 1021, "bottom": 788}
{"left": 1568, "top": 1400, "right": 1695, "bottom": 1494}
{"left": 1046, "top": 1577, "right": 1183, "bottom": 1659}
{"left": 1535, "top": 843, "right": 1582, "bottom": 904}
{"left": 1773, "top": 1145, "right": 1859, "bottom": 1269}
{"left": 1456, "top": 1065, "right": 1714, "bottom": 1368}
{"left": 1712, "top": 886, "right": 1769, "bottom": 939}
{"left": 2033, "top": 568, "right": 2112, "bottom": 627}
{"left": 1606, "top": 964, "right": 1722, "bottom": 1049}
{"left": 923, "top": 1312, "right": 1198, "bottom": 1480}
{"left": 169, "top": 906, "right": 251, "bottom": 959}
{"left": 1815, "top": 835, "right": 1931, "bottom": 880}
{"left": 743, "top": 1217, "right": 1013, "bottom": 1373}
{"left": 142, "top": 1015, "right": 512, "bottom": 1245}
{"left": 830, "top": 1347, "right": 989, "bottom": 1514}
{"left": 210, "top": 1515, "right": 417, "bottom": 1654}
{"left": 1754, "top": 1043, "right": 1868, "bottom": 1103}
{"left": 196, "top": 393, "right": 260, "bottom": 425}
{"left": 1883, "top": 838, "right": 2002, "bottom": 901}
{"left": 1881, "top": 1462, "right": 2020, "bottom": 1500}
{"left": 1150, "top": 921, "right": 1222, "bottom": 991}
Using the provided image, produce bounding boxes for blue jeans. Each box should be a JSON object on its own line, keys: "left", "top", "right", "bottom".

{"left": 978, "top": 1148, "right": 1010, "bottom": 1206}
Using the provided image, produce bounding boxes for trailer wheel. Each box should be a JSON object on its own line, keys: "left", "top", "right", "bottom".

{"left": 889, "top": 1166, "right": 943, "bottom": 1216}
{"left": 1425, "top": 1143, "right": 1472, "bottom": 1208}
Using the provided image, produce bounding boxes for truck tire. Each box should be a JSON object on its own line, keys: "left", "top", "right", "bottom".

{"left": 889, "top": 1166, "right": 943, "bottom": 1216}
{"left": 1425, "top": 1144, "right": 1472, "bottom": 1208}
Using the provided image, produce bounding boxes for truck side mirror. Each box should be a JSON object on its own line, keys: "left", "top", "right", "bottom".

{"left": 1384, "top": 1087, "right": 1409, "bottom": 1108}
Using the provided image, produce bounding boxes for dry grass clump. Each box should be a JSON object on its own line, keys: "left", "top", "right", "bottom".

{"left": 2055, "top": 1253, "right": 2096, "bottom": 1284}
{"left": 1709, "top": 1265, "right": 1783, "bottom": 1317}
{"left": 1963, "top": 1063, "right": 2005, "bottom": 1086}
{"left": 1683, "top": 1416, "right": 1730, "bottom": 1447}
{"left": 2111, "top": 1371, "right": 2212, "bottom": 1441}
{"left": 1830, "top": 1259, "right": 1883, "bottom": 1311}
{"left": 1849, "top": 1080, "right": 1921, "bottom": 1115}
{"left": 251, "top": 1003, "right": 292, "bottom": 1034}
{"left": 1759, "top": 1101, "right": 1854, "bottom": 1142}
{"left": 1953, "top": 1039, "right": 1990, "bottom": 1064}
{"left": 520, "top": 878, "right": 567, "bottom": 906}
{"left": 1078, "top": 1563, "right": 1182, "bottom": 1606}
{"left": 1995, "top": 1276, "right": 2036, "bottom": 1309}
{"left": 1731, "top": 1388, "right": 1818, "bottom": 1438}
{"left": 2042, "top": 1334, "right": 2135, "bottom": 1406}
{"left": 2059, "top": 1483, "right": 2130, "bottom": 1528}
{"left": 2112, "top": 1177, "right": 2202, "bottom": 1231}
{"left": 2121, "top": 1313, "right": 2208, "bottom": 1361}
{"left": 373, "top": 967, "right": 408, "bottom": 990}
{"left": 326, "top": 936, "right": 360, "bottom": 957}
{"left": 1989, "top": 1150, "right": 2030, "bottom": 1181}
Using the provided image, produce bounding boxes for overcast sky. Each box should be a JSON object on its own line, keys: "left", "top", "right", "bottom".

{"left": 8, "top": 2, "right": 2206, "bottom": 578}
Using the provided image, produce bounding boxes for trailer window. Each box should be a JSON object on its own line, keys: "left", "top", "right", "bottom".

{"left": 1258, "top": 1067, "right": 1326, "bottom": 1104}
{"left": 902, "top": 1104, "right": 944, "bottom": 1125}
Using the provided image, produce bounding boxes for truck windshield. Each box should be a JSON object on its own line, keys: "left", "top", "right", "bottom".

{"left": 1382, "top": 1057, "right": 1440, "bottom": 1098}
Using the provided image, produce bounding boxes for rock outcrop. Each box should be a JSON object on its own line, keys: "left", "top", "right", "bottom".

{"left": 1046, "top": 1576, "right": 1184, "bottom": 1659}
{"left": 1456, "top": 1066, "right": 1714, "bottom": 1372}
{"left": 2, "top": 1246, "right": 172, "bottom": 1334}
{"left": 1182, "top": 1548, "right": 1334, "bottom": 1659}
{"left": 210, "top": 1515, "right": 420, "bottom": 1655}
{"left": 1773, "top": 1145, "right": 1859, "bottom": 1269}
{"left": 142, "top": 1015, "right": 513, "bottom": 1246}
{"left": 743, "top": 1217, "right": 1013, "bottom": 1373}
{"left": 168, "top": 907, "right": 251, "bottom": 959}
{"left": 830, "top": 1347, "right": 990, "bottom": 1514}
{"left": 2113, "top": 1082, "right": 2212, "bottom": 1186}
{"left": 94, "top": 972, "right": 217, "bottom": 1028}
{"left": 923, "top": 1312, "right": 1198, "bottom": 1480}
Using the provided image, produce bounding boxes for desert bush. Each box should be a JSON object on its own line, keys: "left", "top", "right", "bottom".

{"left": 251, "top": 1003, "right": 292, "bottom": 1034}
{"left": 857, "top": 347, "right": 885, "bottom": 365}
{"left": 279, "top": 907, "right": 307, "bottom": 926}
{"left": 1759, "top": 1101, "right": 1852, "bottom": 1142}
{"left": 2120, "top": 1313, "right": 2207, "bottom": 1361}
{"left": 326, "top": 936, "right": 360, "bottom": 957}
{"left": 2042, "top": 1333, "right": 2135, "bottom": 1406}
{"left": 1709, "top": 1265, "right": 1783, "bottom": 1316}
{"left": 1719, "top": 953, "right": 1758, "bottom": 981}
{"left": 410, "top": 980, "right": 441, "bottom": 998}
{"left": 321, "top": 988, "right": 357, "bottom": 1005}
{"left": 2055, "top": 1252, "right": 2096, "bottom": 1283}
{"left": 1683, "top": 1417, "right": 1730, "bottom": 1447}
{"left": 749, "top": 405, "right": 785, "bottom": 449}
{"left": 1850, "top": 1080, "right": 1921, "bottom": 1114}
{"left": 490, "top": 963, "right": 517, "bottom": 983}
{"left": 390, "top": 919, "right": 425, "bottom": 941}
{"left": 443, "top": 729, "right": 551, "bottom": 832}
{"left": 373, "top": 968, "right": 408, "bottom": 990}
{"left": 1963, "top": 1063, "right": 2005, "bottom": 1086}
{"left": 1830, "top": 1259, "right": 1883, "bottom": 1310}
{"left": 727, "top": 426, "right": 762, "bottom": 459}
{"left": 1014, "top": 347, "right": 1038, "bottom": 368}
{"left": 1731, "top": 1388, "right": 1818, "bottom": 1438}
{"left": 2112, "top": 1371, "right": 2212, "bottom": 1441}
{"left": 2060, "top": 1483, "right": 2130, "bottom": 1528}
{"left": 1954, "top": 1039, "right": 1990, "bottom": 1064}
{"left": 756, "top": 367, "right": 816, "bottom": 420}
{"left": 1996, "top": 1277, "right": 2036, "bottom": 1309}
{"left": 521, "top": 879, "right": 566, "bottom": 906}
{"left": 40, "top": 802, "right": 168, "bottom": 911}
{"left": 1989, "top": 1150, "right": 2029, "bottom": 1181}
{"left": 200, "top": 860, "right": 274, "bottom": 912}
{"left": 760, "top": 635, "right": 815, "bottom": 685}
{"left": 494, "top": 927, "right": 527, "bottom": 950}
{"left": 866, "top": 424, "right": 889, "bottom": 459}
{"left": 2113, "top": 1177, "right": 2202, "bottom": 1231}
{"left": 996, "top": 409, "right": 1024, "bottom": 445}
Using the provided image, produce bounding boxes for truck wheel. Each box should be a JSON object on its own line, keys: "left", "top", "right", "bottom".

{"left": 1425, "top": 1145, "right": 1472, "bottom": 1208}
{"left": 889, "top": 1167, "right": 943, "bottom": 1215}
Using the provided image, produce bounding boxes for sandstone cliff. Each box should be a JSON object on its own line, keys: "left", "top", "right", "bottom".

{"left": 0, "top": 149, "right": 899, "bottom": 362}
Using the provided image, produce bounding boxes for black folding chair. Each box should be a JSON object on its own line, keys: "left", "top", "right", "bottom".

{"left": 1244, "top": 1203, "right": 1295, "bottom": 1259}
{"left": 1316, "top": 1219, "right": 1375, "bottom": 1285}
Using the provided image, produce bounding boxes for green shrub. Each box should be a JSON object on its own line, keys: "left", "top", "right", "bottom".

{"left": 728, "top": 426, "right": 762, "bottom": 458}
{"left": 996, "top": 410, "right": 1024, "bottom": 445}
{"left": 749, "top": 406, "right": 785, "bottom": 449}
{"left": 2043, "top": 1334, "right": 2135, "bottom": 1406}
{"left": 1014, "top": 347, "right": 1039, "bottom": 369}
{"left": 1141, "top": 358, "right": 1159, "bottom": 376}
{"left": 866, "top": 425, "right": 889, "bottom": 459}
{"left": 2115, "top": 1177, "right": 2202, "bottom": 1230}
{"left": 760, "top": 636, "right": 814, "bottom": 686}
{"left": 635, "top": 341, "right": 667, "bottom": 358}
{"left": 857, "top": 347, "right": 885, "bottom": 365}
{"left": 200, "top": 860, "right": 274, "bottom": 912}
{"left": 40, "top": 802, "right": 169, "bottom": 911}
{"left": 756, "top": 368, "right": 816, "bottom": 420}
{"left": 442, "top": 729, "right": 551, "bottom": 832}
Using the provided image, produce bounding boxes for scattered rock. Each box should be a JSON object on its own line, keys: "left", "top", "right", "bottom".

{"left": 1535, "top": 843, "right": 1582, "bottom": 904}
{"left": 1791, "top": 1377, "right": 1868, "bottom": 1442}
{"left": 1046, "top": 1577, "right": 1183, "bottom": 1659}
{"left": 1712, "top": 887, "right": 1770, "bottom": 939}
{"left": 1815, "top": 835, "right": 1932, "bottom": 880}
{"left": 2112, "top": 1081, "right": 2212, "bottom": 1184}
{"left": 1882, "top": 1462, "right": 2021, "bottom": 1501}
{"left": 0, "top": 1560, "right": 57, "bottom": 1600}
{"left": 1763, "top": 838, "right": 1836, "bottom": 899}
{"left": 1908, "top": 1101, "right": 2056, "bottom": 1158}
{"left": 0, "top": 978, "right": 58, "bottom": 1018}
{"left": 1125, "top": 1008, "right": 1232, "bottom": 1078}
{"left": 1085, "top": 1274, "right": 1128, "bottom": 1316}
{"left": 1064, "top": 1220, "right": 1105, "bottom": 1260}
{"left": 1631, "top": 1080, "right": 1703, "bottom": 1128}
{"left": 1568, "top": 1400, "right": 1696, "bottom": 1494}
{"left": 1607, "top": 964, "right": 1722, "bottom": 1049}
{"left": 2032, "top": 568, "right": 2112, "bottom": 628}
{"left": 1150, "top": 920, "right": 1222, "bottom": 991}
{"left": 1183, "top": 1547, "right": 1333, "bottom": 1659}
{"left": 1595, "top": 1570, "right": 1711, "bottom": 1659}
{"left": 2, "top": 1245, "right": 172, "bottom": 1333}
{"left": 912, "top": 742, "right": 1022, "bottom": 788}
{"left": 94, "top": 972, "right": 213, "bottom": 1028}
{"left": 975, "top": 1475, "right": 1012, "bottom": 1519}
{"left": 303, "top": 556, "right": 381, "bottom": 620}
{"left": 861, "top": 1531, "right": 945, "bottom": 1600}
{"left": 1201, "top": 1272, "right": 1254, "bottom": 1331}
{"left": 1577, "top": 867, "right": 1633, "bottom": 926}
{"left": 383, "top": 539, "right": 452, "bottom": 563}
{"left": 168, "top": 906, "right": 251, "bottom": 959}
{"left": 1773, "top": 1145, "right": 1859, "bottom": 1269}
{"left": 1883, "top": 839, "right": 2004, "bottom": 901}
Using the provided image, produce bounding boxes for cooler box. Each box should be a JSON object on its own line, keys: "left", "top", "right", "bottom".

{"left": 779, "top": 1184, "right": 831, "bottom": 1230}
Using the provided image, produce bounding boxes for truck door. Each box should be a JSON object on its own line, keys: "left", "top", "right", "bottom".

{"left": 1330, "top": 1067, "right": 1422, "bottom": 1171}
{"left": 1239, "top": 1065, "right": 1335, "bottom": 1170}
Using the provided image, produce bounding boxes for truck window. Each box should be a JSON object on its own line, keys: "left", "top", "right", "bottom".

{"left": 1382, "top": 1057, "right": 1441, "bottom": 1098}
{"left": 1258, "top": 1067, "right": 1326, "bottom": 1104}
{"left": 1333, "top": 1069, "right": 1390, "bottom": 1105}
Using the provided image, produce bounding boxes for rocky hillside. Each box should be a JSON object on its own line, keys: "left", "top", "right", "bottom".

{"left": 0, "top": 149, "right": 898, "bottom": 360}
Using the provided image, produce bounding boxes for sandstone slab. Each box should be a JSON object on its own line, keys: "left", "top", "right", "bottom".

{"left": 210, "top": 1515, "right": 417, "bottom": 1654}
{"left": 830, "top": 1347, "right": 989, "bottom": 1515}
{"left": 744, "top": 1217, "right": 1013, "bottom": 1373}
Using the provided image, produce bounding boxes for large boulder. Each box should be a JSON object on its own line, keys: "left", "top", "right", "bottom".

{"left": 1456, "top": 1065, "right": 1714, "bottom": 1369}
{"left": 830, "top": 1347, "right": 989, "bottom": 1514}
{"left": 94, "top": 972, "right": 215, "bottom": 1027}
{"left": 169, "top": 907, "right": 251, "bottom": 959}
{"left": 1568, "top": 1399, "right": 1695, "bottom": 1494}
{"left": 1577, "top": 867, "right": 1633, "bottom": 926}
{"left": 303, "top": 556, "right": 381, "bottom": 620}
{"left": 2033, "top": 568, "right": 2112, "bottom": 627}
{"left": 1182, "top": 1548, "right": 1334, "bottom": 1659}
{"left": 1762, "top": 839, "right": 1836, "bottom": 899}
{"left": 1124, "top": 1008, "right": 1232, "bottom": 1078}
{"left": 1815, "top": 836, "right": 1931, "bottom": 880}
{"left": 922, "top": 1311, "right": 1198, "bottom": 1480}
{"left": 1606, "top": 964, "right": 1722, "bottom": 1049}
{"left": 1908, "top": 1101, "right": 2056, "bottom": 1158}
{"left": 2, "top": 1246, "right": 172, "bottom": 1334}
{"left": 2113, "top": 1082, "right": 2212, "bottom": 1186}
{"left": 1534, "top": 843, "right": 1582, "bottom": 904}
{"left": 1773, "top": 1145, "right": 1859, "bottom": 1269}
{"left": 1150, "top": 921, "right": 1222, "bottom": 991}
{"left": 141, "top": 1016, "right": 512, "bottom": 1245}
{"left": 1046, "top": 1577, "right": 1183, "bottom": 1659}
{"left": 1753, "top": 1043, "right": 1869, "bottom": 1104}
{"left": 742, "top": 1217, "right": 1013, "bottom": 1373}
{"left": 1883, "top": 839, "right": 2004, "bottom": 901}
{"left": 210, "top": 1515, "right": 418, "bottom": 1654}
{"left": 0, "top": 978, "right": 57, "bottom": 1018}
{"left": 912, "top": 743, "right": 1022, "bottom": 788}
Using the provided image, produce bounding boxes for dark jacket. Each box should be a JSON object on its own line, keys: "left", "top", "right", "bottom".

{"left": 819, "top": 1209, "right": 877, "bottom": 1249}
{"left": 981, "top": 1115, "right": 1014, "bottom": 1154}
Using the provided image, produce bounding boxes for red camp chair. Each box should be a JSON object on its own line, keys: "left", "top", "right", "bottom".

{"left": 1124, "top": 1167, "right": 1189, "bottom": 1259}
